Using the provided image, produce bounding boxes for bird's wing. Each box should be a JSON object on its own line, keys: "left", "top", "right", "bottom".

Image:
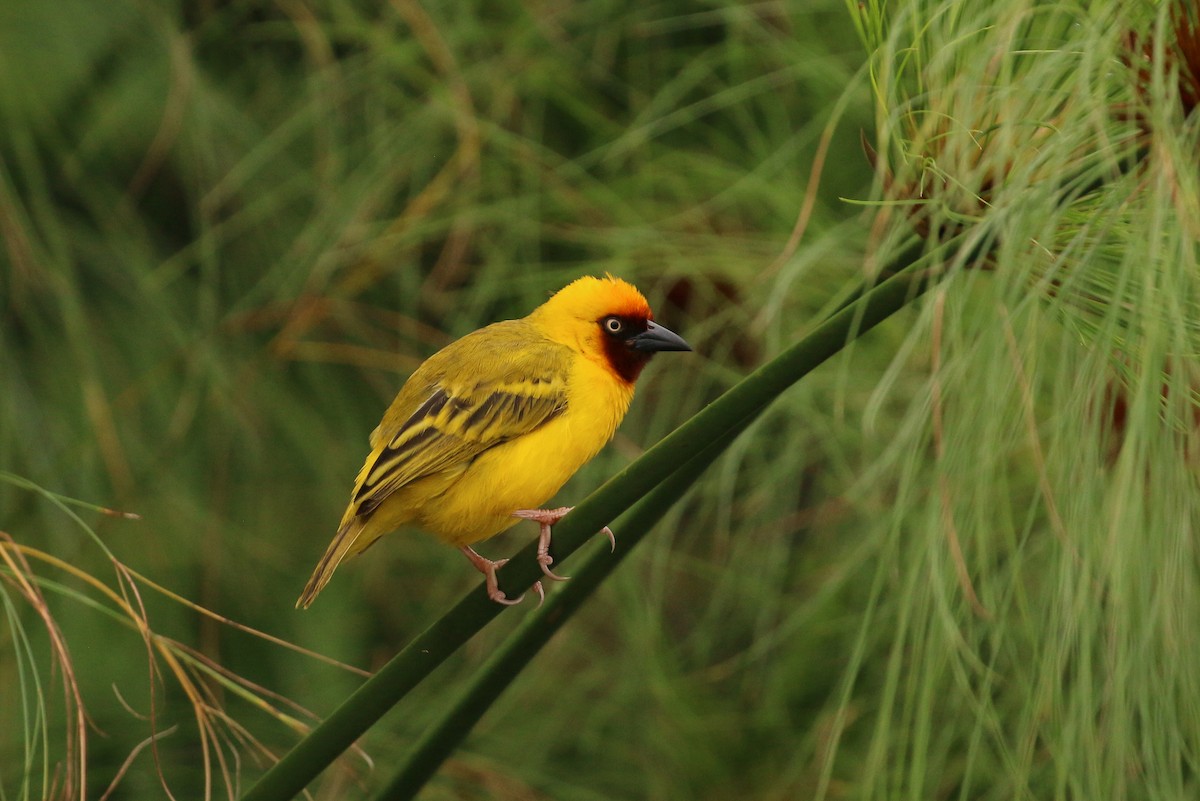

{"left": 349, "top": 328, "right": 570, "bottom": 517}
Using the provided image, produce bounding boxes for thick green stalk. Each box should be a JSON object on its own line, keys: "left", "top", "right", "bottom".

{"left": 240, "top": 262, "right": 933, "bottom": 801}
{"left": 370, "top": 246, "right": 939, "bottom": 798}
{"left": 369, "top": 417, "right": 754, "bottom": 800}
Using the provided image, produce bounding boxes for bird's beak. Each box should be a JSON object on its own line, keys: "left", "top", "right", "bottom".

{"left": 629, "top": 321, "right": 691, "bottom": 353}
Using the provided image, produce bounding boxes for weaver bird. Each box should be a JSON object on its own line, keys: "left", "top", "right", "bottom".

{"left": 297, "top": 276, "right": 690, "bottom": 608}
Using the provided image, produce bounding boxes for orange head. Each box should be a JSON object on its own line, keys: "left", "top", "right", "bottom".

{"left": 529, "top": 275, "right": 691, "bottom": 383}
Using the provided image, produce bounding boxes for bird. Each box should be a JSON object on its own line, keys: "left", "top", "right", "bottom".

{"left": 296, "top": 275, "right": 691, "bottom": 608}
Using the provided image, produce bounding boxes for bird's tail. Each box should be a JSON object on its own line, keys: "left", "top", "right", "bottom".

{"left": 296, "top": 517, "right": 367, "bottom": 609}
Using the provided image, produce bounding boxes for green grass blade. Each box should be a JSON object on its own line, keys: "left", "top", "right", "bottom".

{"left": 240, "top": 258, "right": 938, "bottom": 801}
{"left": 370, "top": 415, "right": 754, "bottom": 800}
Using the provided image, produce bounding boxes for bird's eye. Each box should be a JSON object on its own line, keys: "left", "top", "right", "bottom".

{"left": 603, "top": 317, "right": 624, "bottom": 334}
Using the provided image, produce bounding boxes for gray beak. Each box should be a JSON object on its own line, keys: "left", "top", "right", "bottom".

{"left": 629, "top": 321, "right": 691, "bottom": 353}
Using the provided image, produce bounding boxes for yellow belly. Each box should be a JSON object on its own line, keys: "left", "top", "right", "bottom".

{"left": 359, "top": 355, "right": 635, "bottom": 549}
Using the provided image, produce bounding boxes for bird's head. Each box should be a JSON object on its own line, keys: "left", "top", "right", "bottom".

{"left": 530, "top": 275, "right": 691, "bottom": 384}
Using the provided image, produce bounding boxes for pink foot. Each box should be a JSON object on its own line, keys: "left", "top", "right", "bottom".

{"left": 512, "top": 506, "right": 616, "bottom": 583}
{"left": 459, "top": 546, "right": 526, "bottom": 605}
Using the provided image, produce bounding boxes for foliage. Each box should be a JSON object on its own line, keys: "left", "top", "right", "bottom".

{"left": 3, "top": 0, "right": 1200, "bottom": 799}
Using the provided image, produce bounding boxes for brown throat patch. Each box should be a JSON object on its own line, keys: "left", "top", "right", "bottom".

{"left": 598, "top": 318, "right": 653, "bottom": 384}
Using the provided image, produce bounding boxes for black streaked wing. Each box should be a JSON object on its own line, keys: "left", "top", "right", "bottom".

{"left": 350, "top": 364, "right": 568, "bottom": 518}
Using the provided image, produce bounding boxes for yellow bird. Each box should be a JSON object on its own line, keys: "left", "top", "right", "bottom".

{"left": 297, "top": 276, "right": 690, "bottom": 608}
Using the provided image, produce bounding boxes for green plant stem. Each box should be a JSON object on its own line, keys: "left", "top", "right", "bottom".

{"left": 370, "top": 416, "right": 754, "bottom": 800}
{"left": 369, "top": 243, "right": 936, "bottom": 798}
{"left": 240, "top": 260, "right": 935, "bottom": 801}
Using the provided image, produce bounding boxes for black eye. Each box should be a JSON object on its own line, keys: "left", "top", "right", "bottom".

{"left": 603, "top": 316, "right": 624, "bottom": 334}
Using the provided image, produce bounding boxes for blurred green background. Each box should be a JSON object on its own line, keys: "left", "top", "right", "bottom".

{"left": 9, "top": 1, "right": 1200, "bottom": 800}
{"left": 1, "top": 1, "right": 879, "bottom": 798}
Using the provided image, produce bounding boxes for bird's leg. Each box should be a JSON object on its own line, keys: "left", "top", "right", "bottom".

{"left": 513, "top": 507, "right": 571, "bottom": 581}
{"left": 459, "top": 546, "right": 543, "bottom": 606}
{"left": 512, "top": 506, "right": 616, "bottom": 582}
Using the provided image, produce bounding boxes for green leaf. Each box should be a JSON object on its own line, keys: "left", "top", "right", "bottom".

{"left": 240, "top": 258, "right": 937, "bottom": 801}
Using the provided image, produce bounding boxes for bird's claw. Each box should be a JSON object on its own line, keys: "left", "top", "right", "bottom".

{"left": 508, "top": 506, "right": 618, "bottom": 596}
{"left": 537, "top": 552, "right": 570, "bottom": 582}
{"left": 512, "top": 506, "right": 572, "bottom": 525}
{"left": 461, "top": 547, "right": 530, "bottom": 606}
{"left": 490, "top": 589, "right": 525, "bottom": 606}
{"left": 531, "top": 511, "right": 572, "bottom": 581}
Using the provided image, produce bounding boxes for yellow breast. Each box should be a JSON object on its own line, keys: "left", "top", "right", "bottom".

{"left": 415, "top": 354, "right": 635, "bottom": 546}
